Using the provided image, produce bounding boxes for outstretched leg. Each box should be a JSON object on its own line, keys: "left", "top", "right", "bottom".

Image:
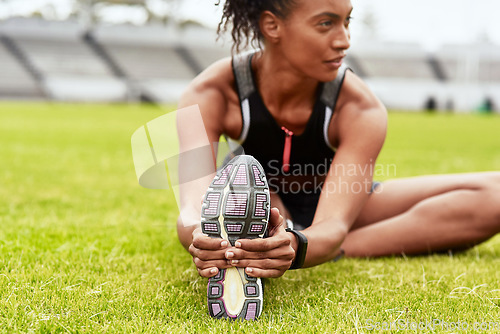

{"left": 343, "top": 172, "right": 500, "bottom": 257}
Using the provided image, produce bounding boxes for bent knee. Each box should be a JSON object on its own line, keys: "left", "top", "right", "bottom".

{"left": 411, "top": 188, "right": 499, "bottom": 234}
{"left": 474, "top": 171, "right": 500, "bottom": 191}
{"left": 462, "top": 187, "right": 500, "bottom": 237}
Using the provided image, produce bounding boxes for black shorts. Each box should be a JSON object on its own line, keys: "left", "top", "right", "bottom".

{"left": 279, "top": 181, "right": 382, "bottom": 230}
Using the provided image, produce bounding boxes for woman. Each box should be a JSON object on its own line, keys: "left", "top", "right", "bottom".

{"left": 176, "top": 0, "right": 500, "bottom": 319}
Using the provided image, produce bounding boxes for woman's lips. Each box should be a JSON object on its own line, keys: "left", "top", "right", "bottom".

{"left": 324, "top": 57, "right": 344, "bottom": 69}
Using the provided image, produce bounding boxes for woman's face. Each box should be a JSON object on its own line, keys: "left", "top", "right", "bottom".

{"left": 274, "top": 0, "right": 353, "bottom": 82}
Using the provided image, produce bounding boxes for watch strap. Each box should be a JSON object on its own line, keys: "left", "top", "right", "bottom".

{"left": 286, "top": 228, "right": 308, "bottom": 270}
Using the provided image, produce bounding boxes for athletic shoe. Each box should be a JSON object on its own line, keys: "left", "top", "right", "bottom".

{"left": 201, "top": 155, "right": 270, "bottom": 320}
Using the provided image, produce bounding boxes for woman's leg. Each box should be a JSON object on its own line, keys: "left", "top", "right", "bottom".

{"left": 342, "top": 172, "right": 500, "bottom": 257}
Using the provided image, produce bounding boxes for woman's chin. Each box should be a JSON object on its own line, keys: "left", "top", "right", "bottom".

{"left": 316, "top": 70, "right": 340, "bottom": 83}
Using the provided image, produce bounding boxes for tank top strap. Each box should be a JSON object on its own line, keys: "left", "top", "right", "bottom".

{"left": 319, "top": 64, "right": 350, "bottom": 150}
{"left": 232, "top": 50, "right": 256, "bottom": 102}
{"left": 320, "top": 63, "right": 349, "bottom": 109}
{"left": 231, "top": 50, "right": 260, "bottom": 143}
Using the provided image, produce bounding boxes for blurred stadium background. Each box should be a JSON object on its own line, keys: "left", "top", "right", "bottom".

{"left": 0, "top": 0, "right": 499, "bottom": 112}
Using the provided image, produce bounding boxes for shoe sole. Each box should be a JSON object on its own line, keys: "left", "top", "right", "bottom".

{"left": 201, "top": 155, "right": 270, "bottom": 320}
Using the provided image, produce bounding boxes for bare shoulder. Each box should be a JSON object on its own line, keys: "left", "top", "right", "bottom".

{"left": 179, "top": 57, "right": 235, "bottom": 111}
{"left": 179, "top": 58, "right": 234, "bottom": 106}
{"left": 179, "top": 57, "right": 241, "bottom": 140}
{"left": 331, "top": 70, "right": 388, "bottom": 149}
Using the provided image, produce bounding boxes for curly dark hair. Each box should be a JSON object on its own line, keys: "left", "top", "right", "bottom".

{"left": 216, "top": 0, "right": 297, "bottom": 53}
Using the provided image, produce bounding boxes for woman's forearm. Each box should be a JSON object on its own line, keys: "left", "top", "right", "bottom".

{"left": 176, "top": 209, "right": 201, "bottom": 251}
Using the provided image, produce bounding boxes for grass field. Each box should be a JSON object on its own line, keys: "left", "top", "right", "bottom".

{"left": 1, "top": 102, "right": 500, "bottom": 333}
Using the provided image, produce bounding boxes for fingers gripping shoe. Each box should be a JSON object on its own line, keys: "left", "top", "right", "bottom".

{"left": 201, "top": 155, "right": 270, "bottom": 320}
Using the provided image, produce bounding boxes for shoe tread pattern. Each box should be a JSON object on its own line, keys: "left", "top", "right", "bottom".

{"left": 202, "top": 155, "right": 269, "bottom": 320}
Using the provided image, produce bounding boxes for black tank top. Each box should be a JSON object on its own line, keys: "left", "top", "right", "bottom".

{"left": 232, "top": 50, "right": 348, "bottom": 187}
{"left": 230, "top": 51, "right": 349, "bottom": 226}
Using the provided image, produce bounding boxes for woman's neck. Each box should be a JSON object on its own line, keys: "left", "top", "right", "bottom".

{"left": 252, "top": 50, "right": 319, "bottom": 115}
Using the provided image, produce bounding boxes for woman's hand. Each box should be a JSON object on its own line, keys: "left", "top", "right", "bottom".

{"left": 188, "top": 228, "right": 232, "bottom": 277}
{"left": 224, "top": 208, "right": 296, "bottom": 278}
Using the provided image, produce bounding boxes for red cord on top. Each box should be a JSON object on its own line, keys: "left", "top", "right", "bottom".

{"left": 281, "top": 126, "right": 293, "bottom": 173}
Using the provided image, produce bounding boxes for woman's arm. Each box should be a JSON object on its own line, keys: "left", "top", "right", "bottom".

{"left": 301, "top": 72, "right": 387, "bottom": 266}
{"left": 175, "top": 63, "right": 238, "bottom": 277}
{"left": 176, "top": 83, "right": 225, "bottom": 250}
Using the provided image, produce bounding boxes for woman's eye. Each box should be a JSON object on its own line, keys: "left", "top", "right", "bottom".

{"left": 319, "top": 20, "right": 332, "bottom": 27}
{"left": 345, "top": 16, "right": 353, "bottom": 26}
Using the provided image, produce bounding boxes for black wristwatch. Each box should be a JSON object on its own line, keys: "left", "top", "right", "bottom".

{"left": 286, "top": 228, "right": 308, "bottom": 270}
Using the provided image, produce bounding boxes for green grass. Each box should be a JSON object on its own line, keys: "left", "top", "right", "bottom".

{"left": 1, "top": 103, "right": 499, "bottom": 333}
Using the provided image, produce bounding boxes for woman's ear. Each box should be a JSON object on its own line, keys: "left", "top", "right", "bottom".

{"left": 259, "top": 11, "right": 282, "bottom": 43}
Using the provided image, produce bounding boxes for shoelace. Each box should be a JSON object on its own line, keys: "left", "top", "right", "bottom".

{"left": 281, "top": 126, "right": 293, "bottom": 173}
